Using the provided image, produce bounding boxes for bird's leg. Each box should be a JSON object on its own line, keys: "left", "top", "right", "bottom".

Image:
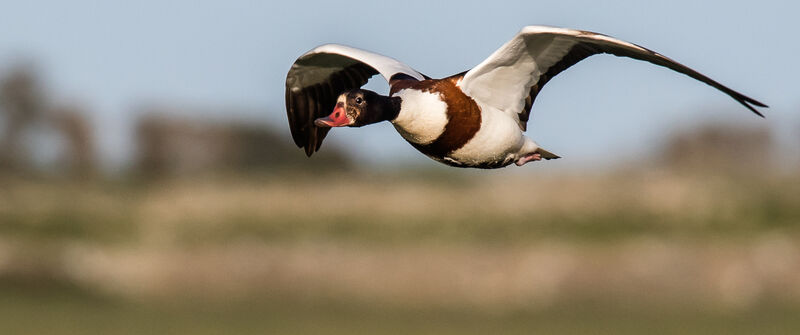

{"left": 515, "top": 152, "right": 542, "bottom": 166}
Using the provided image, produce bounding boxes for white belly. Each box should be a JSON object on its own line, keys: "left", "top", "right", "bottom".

{"left": 447, "top": 107, "right": 525, "bottom": 166}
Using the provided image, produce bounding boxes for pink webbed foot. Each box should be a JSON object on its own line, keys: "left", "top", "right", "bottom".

{"left": 515, "top": 153, "right": 542, "bottom": 166}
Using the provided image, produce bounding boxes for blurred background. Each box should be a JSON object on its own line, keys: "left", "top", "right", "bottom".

{"left": 1, "top": 0, "right": 799, "bottom": 334}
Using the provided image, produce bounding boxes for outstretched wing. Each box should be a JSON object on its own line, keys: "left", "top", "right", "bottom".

{"left": 459, "top": 26, "right": 767, "bottom": 131}
{"left": 286, "top": 44, "right": 425, "bottom": 156}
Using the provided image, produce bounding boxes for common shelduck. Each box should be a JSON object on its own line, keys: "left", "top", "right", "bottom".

{"left": 285, "top": 26, "right": 766, "bottom": 169}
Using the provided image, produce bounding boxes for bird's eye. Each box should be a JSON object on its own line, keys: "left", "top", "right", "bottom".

{"left": 355, "top": 97, "right": 363, "bottom": 105}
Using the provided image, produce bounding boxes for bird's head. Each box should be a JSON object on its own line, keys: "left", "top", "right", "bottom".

{"left": 315, "top": 89, "right": 397, "bottom": 128}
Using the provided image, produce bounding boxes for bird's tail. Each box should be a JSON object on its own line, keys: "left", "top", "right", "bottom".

{"left": 536, "top": 147, "right": 561, "bottom": 160}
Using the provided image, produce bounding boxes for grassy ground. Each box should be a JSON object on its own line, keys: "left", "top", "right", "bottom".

{"left": 2, "top": 284, "right": 800, "bottom": 335}
{"left": 1, "top": 171, "right": 799, "bottom": 334}
{"left": 2, "top": 172, "right": 798, "bottom": 245}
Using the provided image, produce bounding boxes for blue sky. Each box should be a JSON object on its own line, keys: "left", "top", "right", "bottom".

{"left": 1, "top": 0, "right": 797, "bottom": 170}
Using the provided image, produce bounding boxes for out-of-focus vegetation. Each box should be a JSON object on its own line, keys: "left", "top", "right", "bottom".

{"left": 2, "top": 65, "right": 800, "bottom": 334}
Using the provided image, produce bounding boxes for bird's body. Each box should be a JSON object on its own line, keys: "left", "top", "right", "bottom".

{"left": 285, "top": 26, "right": 766, "bottom": 169}
{"left": 389, "top": 75, "right": 543, "bottom": 168}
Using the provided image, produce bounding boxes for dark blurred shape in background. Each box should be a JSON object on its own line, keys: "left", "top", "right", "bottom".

{"left": 659, "top": 122, "right": 773, "bottom": 175}
{"left": 1, "top": 65, "right": 97, "bottom": 178}
{"left": 134, "top": 110, "right": 350, "bottom": 179}
{"left": 49, "top": 105, "right": 97, "bottom": 178}
{"left": 0, "top": 65, "right": 44, "bottom": 174}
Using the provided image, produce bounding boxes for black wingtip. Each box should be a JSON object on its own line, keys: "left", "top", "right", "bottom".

{"left": 741, "top": 99, "right": 767, "bottom": 118}
{"left": 735, "top": 93, "right": 768, "bottom": 118}
{"left": 747, "top": 104, "right": 766, "bottom": 118}
{"left": 303, "top": 139, "right": 316, "bottom": 157}
{"left": 748, "top": 98, "right": 769, "bottom": 108}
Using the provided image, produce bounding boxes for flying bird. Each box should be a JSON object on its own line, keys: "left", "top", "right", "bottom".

{"left": 285, "top": 26, "right": 766, "bottom": 169}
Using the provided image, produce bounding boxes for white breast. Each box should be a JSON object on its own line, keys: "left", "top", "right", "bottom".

{"left": 390, "top": 89, "right": 449, "bottom": 145}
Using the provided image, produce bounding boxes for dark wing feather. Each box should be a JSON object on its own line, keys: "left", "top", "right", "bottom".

{"left": 286, "top": 59, "right": 377, "bottom": 156}
{"left": 285, "top": 45, "right": 425, "bottom": 156}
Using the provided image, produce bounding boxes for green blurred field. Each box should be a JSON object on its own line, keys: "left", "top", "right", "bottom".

{"left": 3, "top": 284, "right": 800, "bottom": 335}
{"left": 1, "top": 171, "right": 799, "bottom": 334}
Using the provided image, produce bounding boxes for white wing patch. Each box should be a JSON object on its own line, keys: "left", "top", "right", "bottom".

{"left": 459, "top": 27, "right": 579, "bottom": 124}
{"left": 289, "top": 44, "right": 425, "bottom": 90}
{"left": 520, "top": 26, "right": 647, "bottom": 53}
